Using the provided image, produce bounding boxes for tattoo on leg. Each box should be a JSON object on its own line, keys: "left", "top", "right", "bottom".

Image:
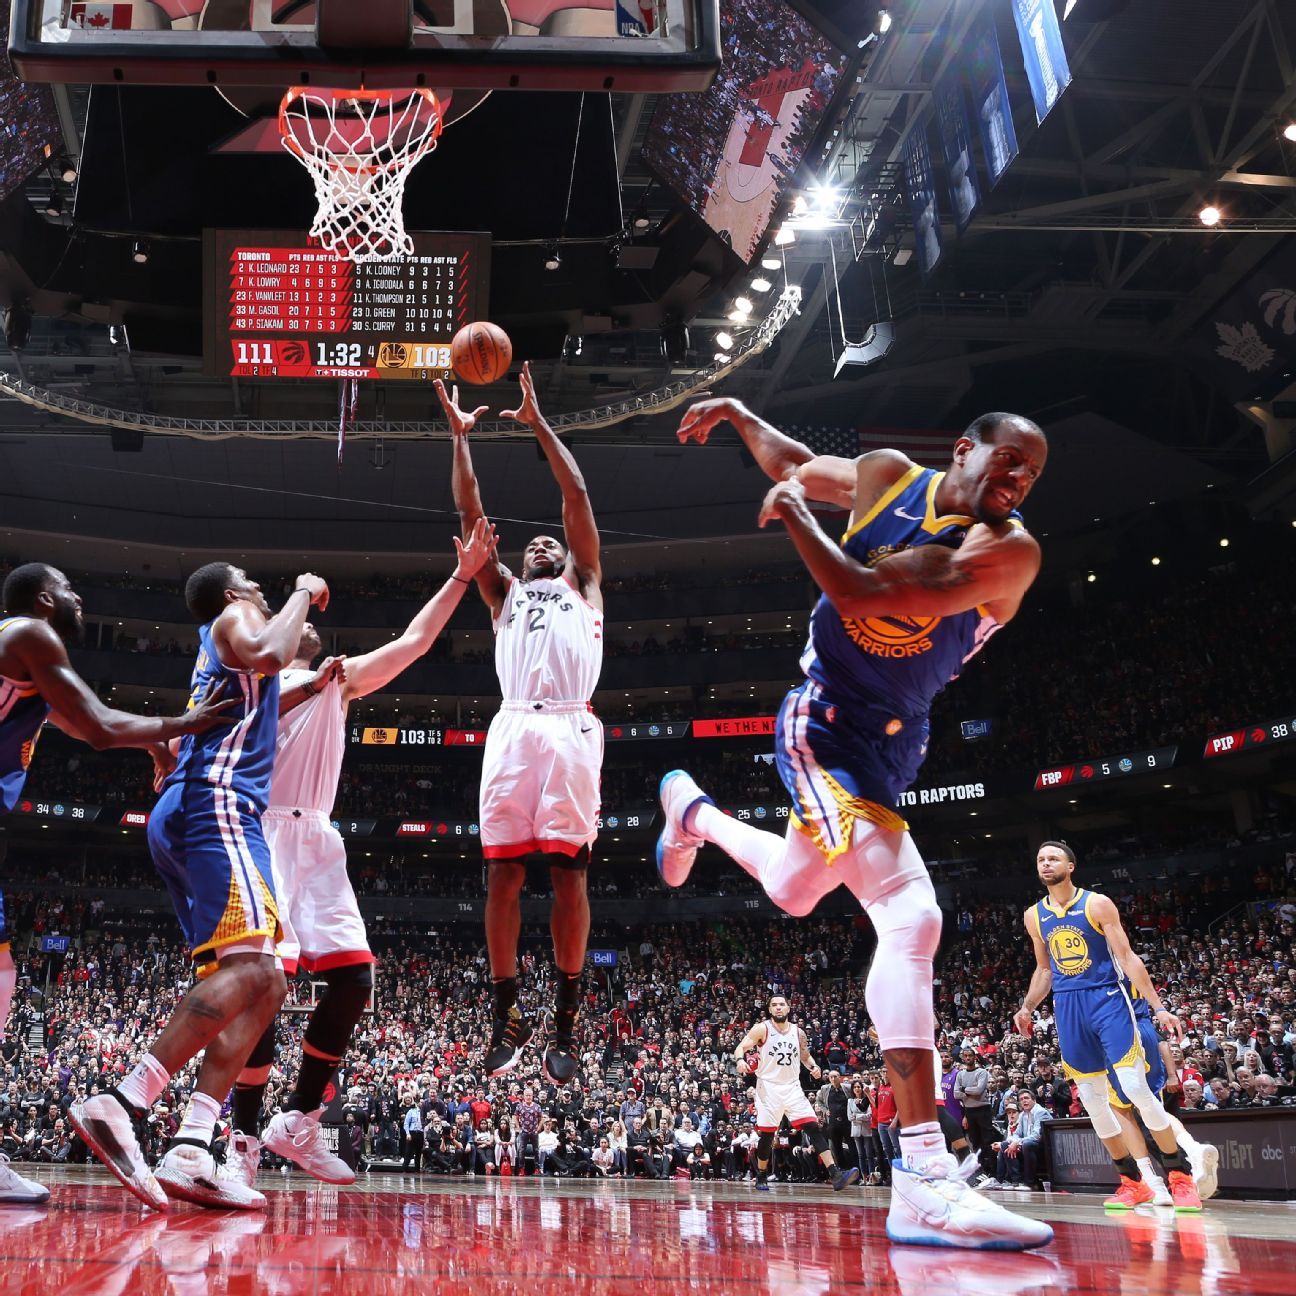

{"left": 884, "top": 1048, "right": 929, "bottom": 1081}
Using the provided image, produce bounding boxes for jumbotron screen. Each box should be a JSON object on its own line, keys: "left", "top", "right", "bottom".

{"left": 202, "top": 229, "right": 491, "bottom": 380}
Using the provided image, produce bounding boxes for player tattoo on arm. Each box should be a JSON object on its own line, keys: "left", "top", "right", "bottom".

{"left": 884, "top": 1048, "right": 931, "bottom": 1081}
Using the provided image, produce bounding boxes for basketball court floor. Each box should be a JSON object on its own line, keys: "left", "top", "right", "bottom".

{"left": 4, "top": 1167, "right": 1294, "bottom": 1294}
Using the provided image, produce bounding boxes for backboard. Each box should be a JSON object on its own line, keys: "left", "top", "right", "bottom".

{"left": 7, "top": 0, "right": 721, "bottom": 93}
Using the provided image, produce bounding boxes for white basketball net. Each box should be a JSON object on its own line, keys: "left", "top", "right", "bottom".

{"left": 279, "top": 87, "right": 443, "bottom": 262}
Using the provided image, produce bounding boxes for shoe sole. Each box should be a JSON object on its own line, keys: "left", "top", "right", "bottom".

{"left": 656, "top": 771, "right": 705, "bottom": 888}
{"left": 542, "top": 1054, "right": 578, "bottom": 1086}
{"left": 155, "top": 1170, "right": 267, "bottom": 1211}
{"left": 68, "top": 1106, "right": 169, "bottom": 1213}
{"left": 833, "top": 1168, "right": 861, "bottom": 1191}
{"left": 885, "top": 1223, "right": 1054, "bottom": 1251}
{"left": 0, "top": 1189, "right": 50, "bottom": 1204}
{"left": 260, "top": 1134, "right": 356, "bottom": 1186}
{"left": 1198, "top": 1144, "right": 1219, "bottom": 1200}
{"left": 486, "top": 1025, "right": 535, "bottom": 1078}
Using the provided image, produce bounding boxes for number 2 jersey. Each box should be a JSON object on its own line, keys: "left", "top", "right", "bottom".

{"left": 0, "top": 617, "right": 52, "bottom": 815}
{"left": 492, "top": 574, "right": 603, "bottom": 703}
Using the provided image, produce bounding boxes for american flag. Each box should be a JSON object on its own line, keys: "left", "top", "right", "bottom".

{"left": 788, "top": 424, "right": 954, "bottom": 466}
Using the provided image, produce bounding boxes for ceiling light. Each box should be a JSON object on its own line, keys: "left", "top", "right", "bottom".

{"left": 131, "top": 238, "right": 150, "bottom": 264}
{"left": 1219, "top": 537, "right": 1229, "bottom": 547}
{"left": 1284, "top": 122, "right": 1296, "bottom": 142}
{"left": 734, "top": 296, "right": 753, "bottom": 314}
{"left": 1198, "top": 205, "right": 1222, "bottom": 227}
{"left": 633, "top": 215, "right": 651, "bottom": 230}
{"left": 1150, "top": 556, "right": 1161, "bottom": 566}
{"left": 811, "top": 183, "right": 841, "bottom": 212}
{"left": 878, "top": 9, "right": 892, "bottom": 33}
{"left": 791, "top": 195, "right": 809, "bottom": 218}
{"left": 1086, "top": 573, "right": 1097, "bottom": 583}
{"left": 892, "top": 247, "right": 913, "bottom": 267}
{"left": 761, "top": 255, "right": 781, "bottom": 271}
{"left": 727, "top": 308, "right": 748, "bottom": 323}
{"left": 715, "top": 331, "right": 734, "bottom": 350}
{"left": 750, "top": 277, "right": 772, "bottom": 293}
{"left": 773, "top": 226, "right": 795, "bottom": 247}
{"left": 544, "top": 246, "right": 562, "bottom": 271}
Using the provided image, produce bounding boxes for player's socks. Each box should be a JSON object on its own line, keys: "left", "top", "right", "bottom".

{"left": 554, "top": 969, "right": 581, "bottom": 1031}
{"left": 232, "top": 1082, "right": 268, "bottom": 1137}
{"left": 174, "top": 1092, "right": 222, "bottom": 1147}
{"left": 1157, "top": 1146, "right": 1189, "bottom": 1174}
{"left": 1114, "top": 1155, "right": 1142, "bottom": 1181}
{"left": 898, "top": 1122, "right": 946, "bottom": 1172}
{"left": 691, "top": 802, "right": 785, "bottom": 884}
{"left": 492, "top": 975, "right": 519, "bottom": 1019}
{"left": 285, "top": 1048, "right": 340, "bottom": 1113}
{"left": 116, "top": 1053, "right": 171, "bottom": 1113}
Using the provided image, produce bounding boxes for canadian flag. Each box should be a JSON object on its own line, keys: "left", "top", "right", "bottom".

{"left": 69, "top": 4, "right": 136, "bottom": 29}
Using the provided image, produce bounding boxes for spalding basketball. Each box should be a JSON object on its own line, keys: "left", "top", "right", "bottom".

{"left": 451, "top": 322, "right": 512, "bottom": 385}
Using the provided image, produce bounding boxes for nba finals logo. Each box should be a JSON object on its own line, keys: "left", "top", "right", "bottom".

{"left": 842, "top": 613, "right": 941, "bottom": 659}
{"left": 1048, "top": 925, "right": 1093, "bottom": 977}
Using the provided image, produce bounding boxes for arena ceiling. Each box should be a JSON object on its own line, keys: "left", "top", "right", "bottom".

{"left": 1, "top": 0, "right": 1294, "bottom": 552}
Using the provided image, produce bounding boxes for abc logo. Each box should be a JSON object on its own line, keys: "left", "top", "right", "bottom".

{"left": 1262, "top": 1144, "right": 1283, "bottom": 1162}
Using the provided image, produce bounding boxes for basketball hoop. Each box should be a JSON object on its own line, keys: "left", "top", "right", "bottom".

{"left": 279, "top": 86, "right": 443, "bottom": 262}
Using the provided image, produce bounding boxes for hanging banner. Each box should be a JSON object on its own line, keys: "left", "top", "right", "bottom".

{"left": 1011, "top": 0, "right": 1072, "bottom": 124}
{"left": 934, "top": 72, "right": 981, "bottom": 231}
{"left": 903, "top": 126, "right": 943, "bottom": 278}
{"left": 966, "top": 11, "right": 1019, "bottom": 186}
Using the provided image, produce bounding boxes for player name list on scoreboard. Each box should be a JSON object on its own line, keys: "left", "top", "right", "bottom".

{"left": 203, "top": 229, "right": 491, "bottom": 381}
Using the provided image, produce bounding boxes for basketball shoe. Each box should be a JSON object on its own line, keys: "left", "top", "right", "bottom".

{"left": 1136, "top": 1157, "right": 1173, "bottom": 1207}
{"left": 156, "top": 1141, "right": 267, "bottom": 1210}
{"left": 485, "top": 1006, "right": 534, "bottom": 1076}
{"left": 1104, "top": 1174, "right": 1155, "bottom": 1210}
{"left": 886, "top": 1154, "right": 1054, "bottom": 1250}
{"left": 261, "top": 1108, "right": 355, "bottom": 1185}
{"left": 0, "top": 1153, "right": 49, "bottom": 1203}
{"left": 656, "top": 770, "right": 712, "bottom": 887}
{"left": 1183, "top": 1136, "right": 1219, "bottom": 1200}
{"left": 219, "top": 1130, "right": 263, "bottom": 1196}
{"left": 1169, "top": 1170, "right": 1202, "bottom": 1213}
{"left": 543, "top": 1009, "right": 580, "bottom": 1086}
{"left": 831, "top": 1165, "right": 861, "bottom": 1192}
{"left": 69, "top": 1092, "right": 169, "bottom": 1212}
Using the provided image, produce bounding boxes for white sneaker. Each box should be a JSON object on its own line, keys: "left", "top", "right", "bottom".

{"left": 886, "top": 1154, "right": 1054, "bottom": 1251}
{"left": 1184, "top": 1139, "right": 1219, "bottom": 1201}
{"left": 69, "top": 1093, "right": 169, "bottom": 1212}
{"left": 656, "top": 770, "right": 711, "bottom": 887}
{"left": 1137, "top": 1158, "right": 1173, "bottom": 1207}
{"left": 156, "top": 1142, "right": 267, "bottom": 1210}
{"left": 262, "top": 1108, "right": 355, "bottom": 1185}
{"left": 0, "top": 1153, "right": 50, "bottom": 1204}
{"left": 219, "top": 1131, "right": 263, "bottom": 1196}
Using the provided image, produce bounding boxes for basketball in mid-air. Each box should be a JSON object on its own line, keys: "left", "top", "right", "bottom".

{"left": 451, "top": 322, "right": 513, "bottom": 385}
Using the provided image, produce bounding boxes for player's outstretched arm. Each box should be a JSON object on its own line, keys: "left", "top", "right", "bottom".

{"left": 1088, "top": 895, "right": 1184, "bottom": 1041}
{"left": 216, "top": 574, "right": 327, "bottom": 675}
{"left": 760, "top": 477, "right": 1041, "bottom": 623}
{"left": 437, "top": 378, "right": 510, "bottom": 616}
{"left": 733, "top": 1023, "right": 766, "bottom": 1065}
{"left": 343, "top": 518, "right": 499, "bottom": 701}
{"left": 1013, "top": 910, "right": 1054, "bottom": 1036}
{"left": 17, "top": 622, "right": 233, "bottom": 750}
{"left": 503, "top": 362, "right": 601, "bottom": 600}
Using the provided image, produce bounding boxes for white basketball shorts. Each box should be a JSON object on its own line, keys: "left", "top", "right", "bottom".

{"left": 755, "top": 1079, "right": 818, "bottom": 1134}
{"left": 480, "top": 702, "right": 603, "bottom": 861}
{"left": 263, "top": 808, "right": 372, "bottom": 975}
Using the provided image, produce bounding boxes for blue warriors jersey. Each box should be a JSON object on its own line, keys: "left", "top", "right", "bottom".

{"left": 0, "top": 618, "right": 52, "bottom": 814}
{"left": 801, "top": 465, "right": 1022, "bottom": 721}
{"left": 167, "top": 621, "right": 281, "bottom": 813}
{"left": 1032, "top": 888, "right": 1120, "bottom": 994}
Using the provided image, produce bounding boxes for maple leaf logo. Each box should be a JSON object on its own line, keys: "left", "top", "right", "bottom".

{"left": 1214, "top": 321, "right": 1275, "bottom": 373}
{"left": 89, "top": 10, "right": 111, "bottom": 25}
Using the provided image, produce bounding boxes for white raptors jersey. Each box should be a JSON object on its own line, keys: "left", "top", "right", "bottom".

{"left": 756, "top": 1021, "right": 802, "bottom": 1085}
{"left": 493, "top": 575, "right": 603, "bottom": 703}
{"left": 267, "top": 668, "right": 346, "bottom": 814}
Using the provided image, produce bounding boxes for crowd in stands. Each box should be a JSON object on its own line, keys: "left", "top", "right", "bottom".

{"left": 3, "top": 835, "right": 1293, "bottom": 1187}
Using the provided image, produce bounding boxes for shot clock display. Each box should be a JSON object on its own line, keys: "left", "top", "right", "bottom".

{"left": 204, "top": 230, "right": 490, "bottom": 380}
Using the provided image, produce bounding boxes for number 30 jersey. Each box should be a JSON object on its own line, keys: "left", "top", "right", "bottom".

{"left": 492, "top": 575, "right": 603, "bottom": 704}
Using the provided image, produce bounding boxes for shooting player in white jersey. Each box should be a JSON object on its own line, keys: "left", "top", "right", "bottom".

{"left": 733, "top": 995, "right": 859, "bottom": 1192}
{"left": 218, "top": 520, "right": 497, "bottom": 1192}
{"left": 437, "top": 363, "right": 604, "bottom": 1087}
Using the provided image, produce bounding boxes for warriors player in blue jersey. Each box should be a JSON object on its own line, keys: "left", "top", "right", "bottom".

{"left": 70, "top": 562, "right": 328, "bottom": 1211}
{"left": 1015, "top": 841, "right": 1204, "bottom": 1211}
{"left": 658, "top": 399, "right": 1051, "bottom": 1250}
{"left": 0, "top": 562, "right": 231, "bottom": 1203}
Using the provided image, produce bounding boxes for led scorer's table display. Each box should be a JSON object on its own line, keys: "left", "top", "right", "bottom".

{"left": 203, "top": 229, "right": 490, "bottom": 380}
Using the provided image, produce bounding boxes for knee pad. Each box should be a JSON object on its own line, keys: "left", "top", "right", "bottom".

{"left": 1074, "top": 1076, "right": 1122, "bottom": 1139}
{"left": 1113, "top": 1063, "right": 1171, "bottom": 1132}
{"left": 756, "top": 1132, "right": 774, "bottom": 1164}
{"left": 304, "top": 963, "right": 374, "bottom": 1057}
{"left": 863, "top": 872, "right": 941, "bottom": 1051}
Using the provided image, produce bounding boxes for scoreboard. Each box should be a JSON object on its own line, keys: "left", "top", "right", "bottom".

{"left": 203, "top": 229, "right": 491, "bottom": 380}
{"left": 1033, "top": 746, "right": 1178, "bottom": 791}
